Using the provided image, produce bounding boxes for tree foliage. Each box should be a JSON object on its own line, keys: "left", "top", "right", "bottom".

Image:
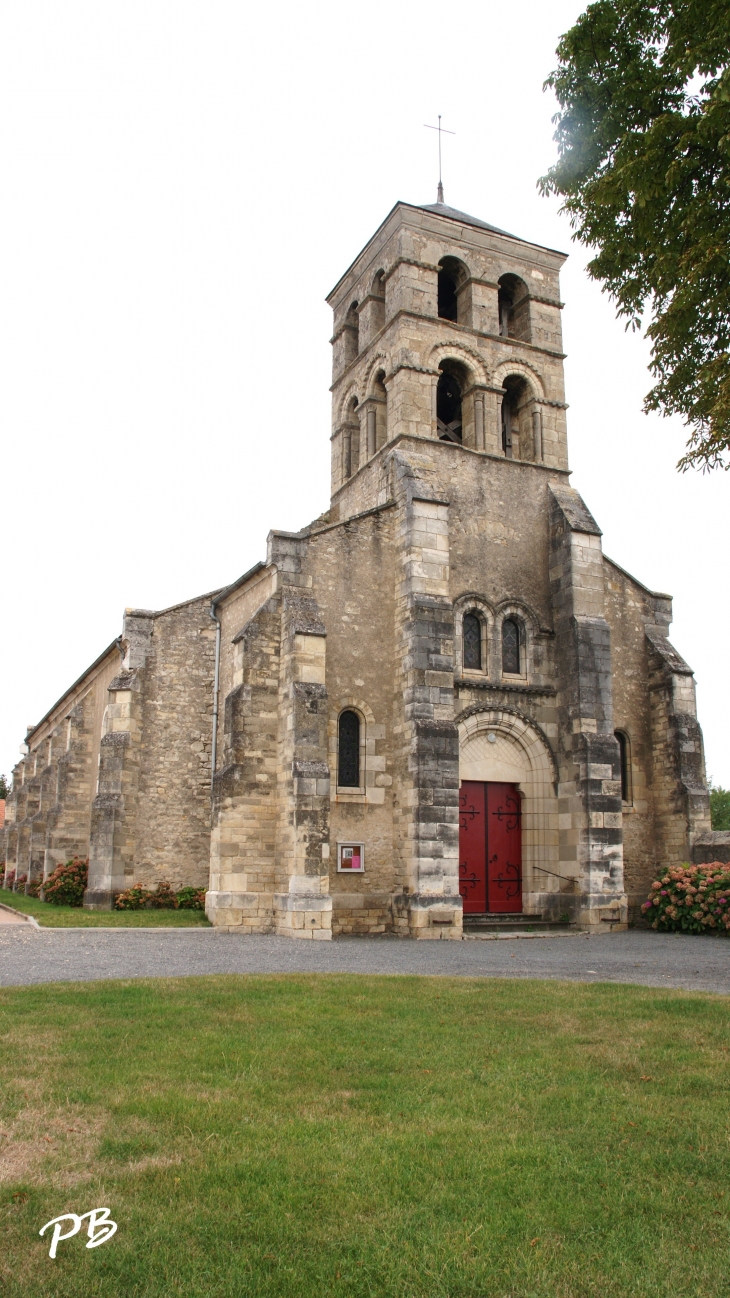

{"left": 540, "top": 0, "right": 730, "bottom": 470}
{"left": 710, "top": 783, "right": 730, "bottom": 831}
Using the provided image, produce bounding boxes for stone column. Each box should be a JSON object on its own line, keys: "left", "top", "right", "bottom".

{"left": 549, "top": 484, "right": 627, "bottom": 930}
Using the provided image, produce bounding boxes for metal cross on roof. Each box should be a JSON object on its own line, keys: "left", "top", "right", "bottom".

{"left": 424, "top": 115, "right": 455, "bottom": 204}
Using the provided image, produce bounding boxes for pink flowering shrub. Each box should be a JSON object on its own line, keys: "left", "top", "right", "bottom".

{"left": 642, "top": 862, "right": 730, "bottom": 934}
{"left": 2, "top": 869, "right": 15, "bottom": 890}
{"left": 43, "top": 858, "right": 88, "bottom": 907}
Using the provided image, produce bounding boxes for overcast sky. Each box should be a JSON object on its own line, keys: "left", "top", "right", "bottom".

{"left": 1, "top": 0, "right": 727, "bottom": 786}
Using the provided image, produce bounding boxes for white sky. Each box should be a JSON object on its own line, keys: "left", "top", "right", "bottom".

{"left": 1, "top": 0, "right": 727, "bottom": 786}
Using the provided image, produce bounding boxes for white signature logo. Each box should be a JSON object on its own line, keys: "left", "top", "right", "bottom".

{"left": 39, "top": 1208, "right": 117, "bottom": 1258}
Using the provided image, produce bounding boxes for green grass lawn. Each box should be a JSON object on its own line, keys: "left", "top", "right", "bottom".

{"left": 0, "top": 891, "right": 209, "bottom": 927}
{"left": 1, "top": 975, "right": 728, "bottom": 1297}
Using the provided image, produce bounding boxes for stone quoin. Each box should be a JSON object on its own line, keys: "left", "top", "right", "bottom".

{"left": 3, "top": 198, "right": 721, "bottom": 935}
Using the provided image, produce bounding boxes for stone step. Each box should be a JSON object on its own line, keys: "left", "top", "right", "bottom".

{"left": 463, "top": 912, "right": 576, "bottom": 934}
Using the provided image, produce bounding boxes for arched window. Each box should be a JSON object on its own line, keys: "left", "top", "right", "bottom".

{"left": 502, "top": 619, "right": 520, "bottom": 674}
{"left": 338, "top": 710, "right": 361, "bottom": 788}
{"left": 463, "top": 612, "right": 482, "bottom": 670}
{"left": 615, "top": 730, "right": 632, "bottom": 803}
{"left": 437, "top": 363, "right": 463, "bottom": 443}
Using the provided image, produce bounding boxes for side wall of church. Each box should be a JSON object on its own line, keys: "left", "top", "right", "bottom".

{"left": 2, "top": 647, "right": 119, "bottom": 890}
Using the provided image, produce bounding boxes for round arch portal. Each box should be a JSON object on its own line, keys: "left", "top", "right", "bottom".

{"left": 458, "top": 708, "right": 560, "bottom": 913}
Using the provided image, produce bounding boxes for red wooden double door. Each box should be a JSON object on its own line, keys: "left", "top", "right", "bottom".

{"left": 459, "top": 781, "right": 522, "bottom": 914}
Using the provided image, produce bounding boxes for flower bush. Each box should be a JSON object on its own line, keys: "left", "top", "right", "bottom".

{"left": 114, "top": 886, "right": 152, "bottom": 911}
{"left": 26, "top": 877, "right": 42, "bottom": 899}
{"left": 115, "top": 881, "right": 185, "bottom": 910}
{"left": 2, "top": 869, "right": 15, "bottom": 890}
{"left": 15, "top": 874, "right": 27, "bottom": 892}
{"left": 148, "top": 882, "right": 179, "bottom": 910}
{"left": 176, "top": 886, "right": 206, "bottom": 911}
{"left": 43, "top": 858, "right": 88, "bottom": 907}
{"left": 642, "top": 862, "right": 730, "bottom": 934}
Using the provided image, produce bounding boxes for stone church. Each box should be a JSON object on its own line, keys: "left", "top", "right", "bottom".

{"left": 3, "top": 197, "right": 718, "bottom": 937}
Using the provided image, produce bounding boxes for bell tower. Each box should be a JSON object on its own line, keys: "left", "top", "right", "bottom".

{"left": 326, "top": 198, "right": 568, "bottom": 511}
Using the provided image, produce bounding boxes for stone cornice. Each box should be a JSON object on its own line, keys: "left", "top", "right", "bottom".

{"left": 455, "top": 678, "right": 557, "bottom": 697}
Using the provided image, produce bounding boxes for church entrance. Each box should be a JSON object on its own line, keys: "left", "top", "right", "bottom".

{"left": 458, "top": 781, "right": 522, "bottom": 914}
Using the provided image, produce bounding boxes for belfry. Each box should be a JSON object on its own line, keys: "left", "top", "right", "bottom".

{"left": 3, "top": 198, "right": 717, "bottom": 934}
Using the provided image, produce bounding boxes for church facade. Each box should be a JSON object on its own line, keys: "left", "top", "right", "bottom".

{"left": 2, "top": 199, "right": 716, "bottom": 936}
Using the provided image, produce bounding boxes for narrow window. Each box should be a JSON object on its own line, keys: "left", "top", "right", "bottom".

{"left": 502, "top": 619, "right": 520, "bottom": 674}
{"left": 463, "top": 613, "right": 482, "bottom": 670}
{"left": 338, "top": 710, "right": 360, "bottom": 788}
{"left": 615, "top": 730, "right": 631, "bottom": 803}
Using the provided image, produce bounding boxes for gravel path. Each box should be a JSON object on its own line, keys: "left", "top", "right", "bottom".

{"left": 1, "top": 927, "right": 730, "bottom": 993}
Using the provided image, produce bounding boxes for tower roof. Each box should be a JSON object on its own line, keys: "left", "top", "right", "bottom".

{"left": 326, "top": 199, "right": 566, "bottom": 303}
{"left": 415, "top": 201, "right": 515, "bottom": 238}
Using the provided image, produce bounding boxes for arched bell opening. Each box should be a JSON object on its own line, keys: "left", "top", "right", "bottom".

{"left": 500, "top": 373, "right": 532, "bottom": 459}
{"left": 437, "top": 361, "right": 466, "bottom": 444}
{"left": 437, "top": 256, "right": 469, "bottom": 324}
{"left": 343, "top": 300, "right": 360, "bottom": 366}
{"left": 497, "top": 273, "right": 531, "bottom": 342}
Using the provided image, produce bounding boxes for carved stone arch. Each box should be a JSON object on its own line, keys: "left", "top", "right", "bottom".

{"left": 364, "top": 353, "right": 390, "bottom": 397}
{"left": 456, "top": 704, "right": 558, "bottom": 785}
{"left": 457, "top": 706, "right": 560, "bottom": 913}
{"left": 337, "top": 382, "right": 362, "bottom": 425}
{"left": 429, "top": 342, "right": 487, "bottom": 388}
{"left": 495, "top": 597, "right": 541, "bottom": 636}
{"left": 491, "top": 357, "right": 545, "bottom": 398}
{"left": 332, "top": 696, "right": 375, "bottom": 726}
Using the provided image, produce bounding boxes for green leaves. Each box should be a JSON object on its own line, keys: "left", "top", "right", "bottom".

{"left": 541, "top": 0, "right": 730, "bottom": 469}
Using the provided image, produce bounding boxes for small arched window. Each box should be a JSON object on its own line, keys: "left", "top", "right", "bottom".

{"left": 615, "top": 730, "right": 632, "bottom": 803}
{"left": 502, "top": 619, "right": 520, "bottom": 674}
{"left": 338, "top": 710, "right": 361, "bottom": 788}
{"left": 463, "top": 613, "right": 482, "bottom": 670}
